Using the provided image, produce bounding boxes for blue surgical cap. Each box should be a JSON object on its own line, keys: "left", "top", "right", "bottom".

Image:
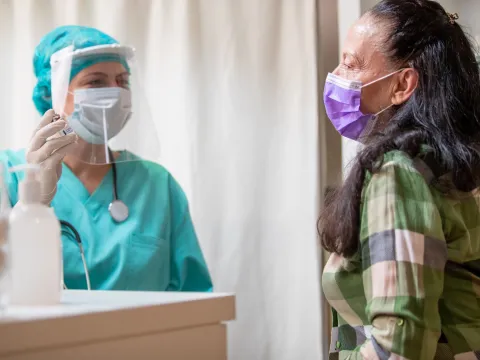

{"left": 33, "top": 25, "right": 127, "bottom": 115}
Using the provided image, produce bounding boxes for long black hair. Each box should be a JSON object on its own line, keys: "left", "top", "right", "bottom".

{"left": 320, "top": 0, "right": 480, "bottom": 257}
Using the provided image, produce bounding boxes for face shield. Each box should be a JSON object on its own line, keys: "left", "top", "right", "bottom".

{"left": 50, "top": 44, "right": 160, "bottom": 164}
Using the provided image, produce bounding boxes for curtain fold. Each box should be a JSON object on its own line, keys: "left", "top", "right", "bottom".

{"left": 0, "top": 1, "right": 325, "bottom": 358}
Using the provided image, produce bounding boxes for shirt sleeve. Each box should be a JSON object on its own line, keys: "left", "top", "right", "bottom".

{"left": 353, "top": 157, "right": 447, "bottom": 359}
{"left": 166, "top": 175, "right": 213, "bottom": 292}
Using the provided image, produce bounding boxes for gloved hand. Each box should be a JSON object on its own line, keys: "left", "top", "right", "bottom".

{"left": 25, "top": 109, "right": 77, "bottom": 205}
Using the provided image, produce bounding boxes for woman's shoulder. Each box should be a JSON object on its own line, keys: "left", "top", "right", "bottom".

{"left": 366, "top": 149, "right": 424, "bottom": 183}
{"left": 379, "top": 148, "right": 448, "bottom": 188}
{"left": 381, "top": 149, "right": 418, "bottom": 171}
{"left": 363, "top": 149, "right": 436, "bottom": 200}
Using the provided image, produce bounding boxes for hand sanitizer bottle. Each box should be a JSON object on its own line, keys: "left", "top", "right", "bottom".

{"left": 0, "top": 163, "right": 11, "bottom": 309}
{"left": 7, "top": 164, "right": 62, "bottom": 306}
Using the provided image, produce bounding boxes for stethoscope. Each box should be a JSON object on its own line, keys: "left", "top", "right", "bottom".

{"left": 60, "top": 148, "right": 128, "bottom": 291}
{"left": 107, "top": 148, "right": 129, "bottom": 223}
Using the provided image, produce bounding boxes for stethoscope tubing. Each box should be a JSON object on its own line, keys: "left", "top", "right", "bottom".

{"left": 60, "top": 148, "right": 127, "bottom": 291}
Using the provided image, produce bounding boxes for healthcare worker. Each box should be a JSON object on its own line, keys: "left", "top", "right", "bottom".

{"left": 0, "top": 25, "right": 213, "bottom": 292}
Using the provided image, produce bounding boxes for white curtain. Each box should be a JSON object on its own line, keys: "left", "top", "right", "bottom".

{"left": 0, "top": 1, "right": 324, "bottom": 359}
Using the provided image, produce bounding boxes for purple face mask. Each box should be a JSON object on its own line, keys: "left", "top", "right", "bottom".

{"left": 323, "top": 71, "right": 401, "bottom": 141}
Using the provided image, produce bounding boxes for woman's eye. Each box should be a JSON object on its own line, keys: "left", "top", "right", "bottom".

{"left": 118, "top": 78, "right": 130, "bottom": 88}
{"left": 88, "top": 79, "right": 104, "bottom": 87}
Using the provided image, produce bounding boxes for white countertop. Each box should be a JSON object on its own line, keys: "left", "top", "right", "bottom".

{"left": 1, "top": 290, "right": 234, "bottom": 322}
{"left": 0, "top": 290, "right": 236, "bottom": 356}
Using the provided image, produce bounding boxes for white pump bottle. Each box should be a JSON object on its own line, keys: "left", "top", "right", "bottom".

{"left": 7, "top": 164, "right": 62, "bottom": 306}
{"left": 0, "top": 163, "right": 11, "bottom": 307}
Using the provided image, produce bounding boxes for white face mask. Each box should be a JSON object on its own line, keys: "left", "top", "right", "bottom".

{"left": 68, "top": 87, "right": 132, "bottom": 145}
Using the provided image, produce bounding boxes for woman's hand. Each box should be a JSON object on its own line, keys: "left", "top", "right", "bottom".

{"left": 25, "top": 109, "right": 77, "bottom": 205}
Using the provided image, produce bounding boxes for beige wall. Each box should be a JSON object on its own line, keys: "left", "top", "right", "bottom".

{"left": 318, "top": 2, "right": 342, "bottom": 190}
{"left": 337, "top": 0, "right": 363, "bottom": 174}
{"left": 317, "top": 1, "right": 341, "bottom": 355}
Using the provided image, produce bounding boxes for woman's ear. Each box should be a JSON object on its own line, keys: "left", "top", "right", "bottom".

{"left": 391, "top": 68, "right": 418, "bottom": 105}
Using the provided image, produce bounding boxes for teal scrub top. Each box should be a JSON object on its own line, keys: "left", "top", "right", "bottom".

{"left": 0, "top": 149, "right": 213, "bottom": 292}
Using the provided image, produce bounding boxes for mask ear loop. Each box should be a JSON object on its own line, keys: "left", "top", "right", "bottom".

{"left": 374, "top": 103, "right": 394, "bottom": 117}
{"left": 362, "top": 68, "right": 407, "bottom": 116}
{"left": 361, "top": 68, "right": 406, "bottom": 89}
{"left": 358, "top": 69, "right": 406, "bottom": 142}
{"left": 358, "top": 103, "right": 395, "bottom": 143}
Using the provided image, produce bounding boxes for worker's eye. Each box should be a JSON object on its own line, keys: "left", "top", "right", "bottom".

{"left": 117, "top": 79, "right": 129, "bottom": 88}
{"left": 87, "top": 79, "right": 106, "bottom": 87}
{"left": 117, "top": 75, "right": 130, "bottom": 89}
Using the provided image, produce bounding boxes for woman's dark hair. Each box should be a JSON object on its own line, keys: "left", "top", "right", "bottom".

{"left": 319, "top": 0, "right": 480, "bottom": 257}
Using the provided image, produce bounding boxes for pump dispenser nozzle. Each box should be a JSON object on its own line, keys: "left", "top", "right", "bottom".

{"left": 9, "top": 164, "right": 42, "bottom": 205}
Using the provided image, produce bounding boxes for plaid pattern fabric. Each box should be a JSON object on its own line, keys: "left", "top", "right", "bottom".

{"left": 322, "top": 150, "right": 480, "bottom": 360}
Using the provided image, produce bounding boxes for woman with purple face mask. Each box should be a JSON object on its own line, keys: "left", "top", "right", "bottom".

{"left": 319, "top": 1, "right": 480, "bottom": 359}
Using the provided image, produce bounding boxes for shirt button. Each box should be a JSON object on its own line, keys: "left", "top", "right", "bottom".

{"left": 397, "top": 319, "right": 404, "bottom": 326}
{"left": 336, "top": 341, "right": 341, "bottom": 349}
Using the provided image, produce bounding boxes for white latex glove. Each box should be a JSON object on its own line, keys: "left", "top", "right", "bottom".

{"left": 25, "top": 109, "right": 77, "bottom": 205}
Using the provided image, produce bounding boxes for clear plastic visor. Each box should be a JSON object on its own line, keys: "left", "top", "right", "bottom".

{"left": 50, "top": 44, "right": 160, "bottom": 164}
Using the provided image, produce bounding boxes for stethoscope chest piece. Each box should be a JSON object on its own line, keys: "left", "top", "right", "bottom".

{"left": 109, "top": 200, "right": 129, "bottom": 223}
{"left": 107, "top": 148, "right": 128, "bottom": 223}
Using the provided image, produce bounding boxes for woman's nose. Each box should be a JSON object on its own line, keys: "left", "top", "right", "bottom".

{"left": 332, "top": 65, "right": 341, "bottom": 76}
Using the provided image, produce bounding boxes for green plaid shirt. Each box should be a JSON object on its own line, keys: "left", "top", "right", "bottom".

{"left": 322, "top": 150, "right": 480, "bottom": 359}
